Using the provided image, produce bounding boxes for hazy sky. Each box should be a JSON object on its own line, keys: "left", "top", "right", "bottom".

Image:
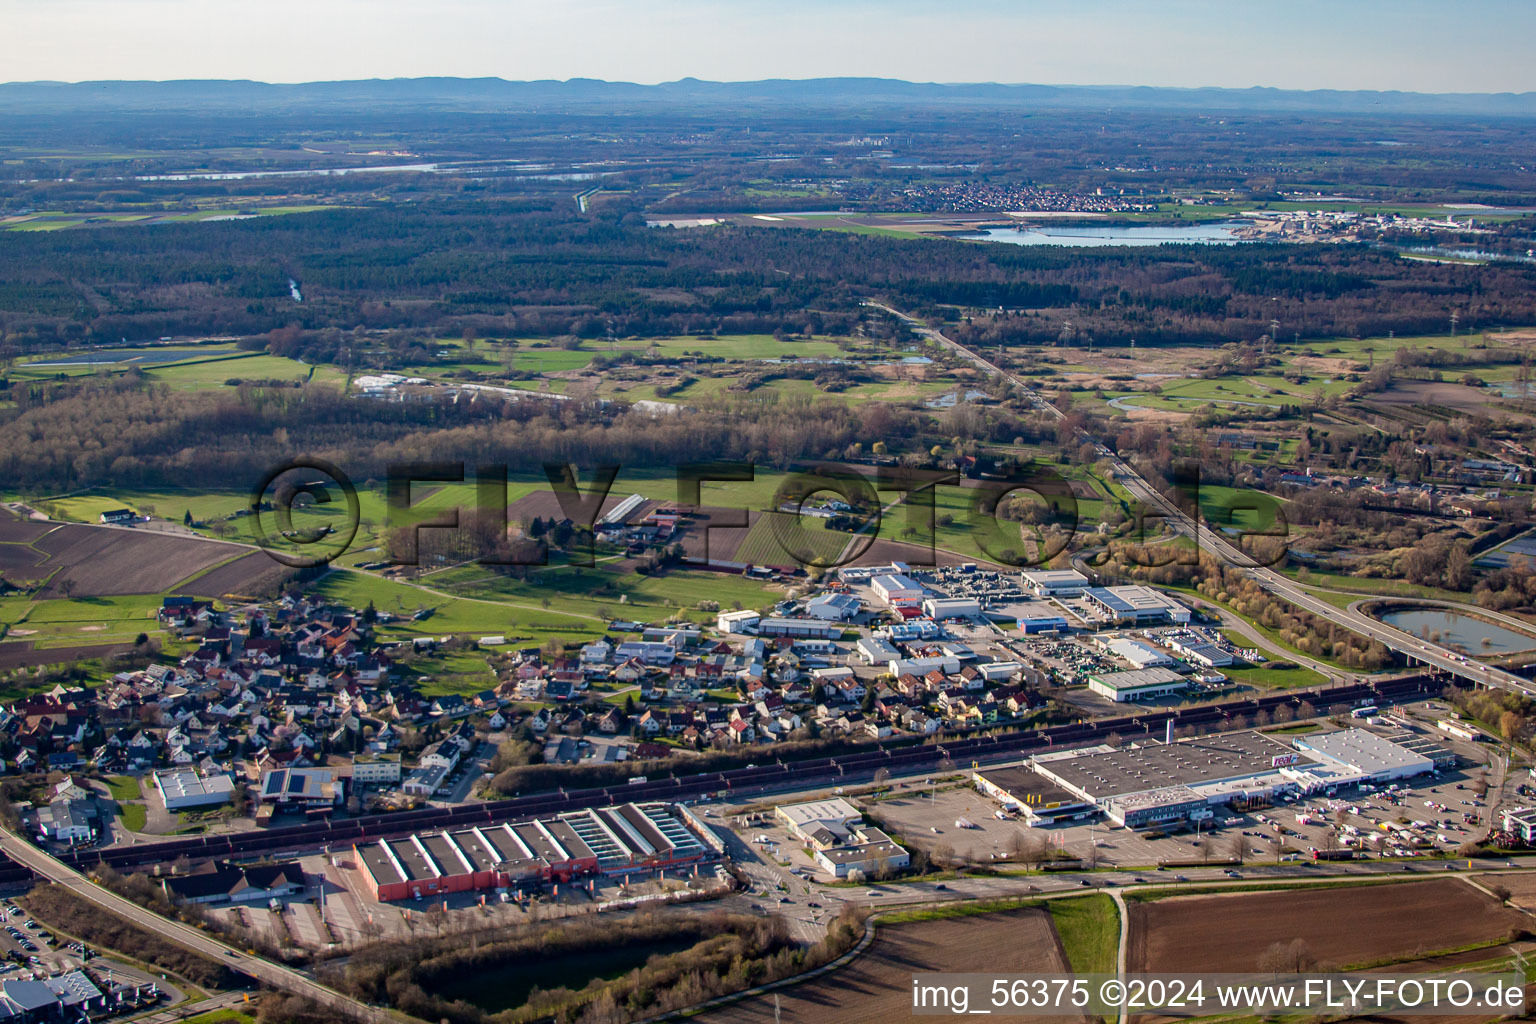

{"left": 5, "top": 0, "right": 1534, "bottom": 93}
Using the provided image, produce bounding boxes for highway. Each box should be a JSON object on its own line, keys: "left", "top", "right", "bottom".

{"left": 866, "top": 302, "right": 1532, "bottom": 696}
{"left": 0, "top": 825, "right": 395, "bottom": 1024}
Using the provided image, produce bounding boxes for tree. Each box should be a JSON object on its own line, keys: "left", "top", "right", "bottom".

{"left": 1499, "top": 710, "right": 1524, "bottom": 744}
{"left": 1257, "top": 938, "right": 1315, "bottom": 974}
{"left": 183, "top": 509, "right": 192, "bottom": 526}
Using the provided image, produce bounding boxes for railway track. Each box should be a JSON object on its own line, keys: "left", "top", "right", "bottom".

{"left": 66, "top": 674, "right": 1445, "bottom": 873}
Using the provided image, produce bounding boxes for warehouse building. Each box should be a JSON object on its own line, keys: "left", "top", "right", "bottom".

{"left": 1026, "top": 729, "right": 1437, "bottom": 830}
{"left": 856, "top": 636, "right": 901, "bottom": 666}
{"left": 1020, "top": 569, "right": 1089, "bottom": 597}
{"left": 812, "top": 826, "right": 910, "bottom": 879}
{"left": 354, "top": 802, "right": 712, "bottom": 902}
{"left": 1084, "top": 586, "right": 1191, "bottom": 625}
{"left": 971, "top": 765, "right": 1099, "bottom": 825}
{"left": 1016, "top": 612, "right": 1071, "bottom": 634}
{"left": 1030, "top": 732, "right": 1326, "bottom": 829}
{"left": 870, "top": 574, "right": 925, "bottom": 609}
{"left": 1099, "top": 637, "right": 1175, "bottom": 669}
{"left": 775, "top": 797, "right": 862, "bottom": 845}
{"left": 153, "top": 768, "right": 235, "bottom": 811}
{"left": 717, "top": 609, "right": 761, "bottom": 634}
{"left": 806, "top": 592, "right": 862, "bottom": 620}
{"left": 890, "top": 654, "right": 962, "bottom": 677}
{"left": 1087, "top": 666, "right": 1188, "bottom": 703}
{"left": 163, "top": 860, "right": 306, "bottom": 905}
{"left": 1291, "top": 729, "right": 1435, "bottom": 783}
{"left": 756, "top": 617, "right": 843, "bottom": 640}
{"left": 837, "top": 562, "right": 910, "bottom": 583}
{"left": 922, "top": 596, "right": 981, "bottom": 620}
{"left": 1164, "top": 635, "right": 1234, "bottom": 667}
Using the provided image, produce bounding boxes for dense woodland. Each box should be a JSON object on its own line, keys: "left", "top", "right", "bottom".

{"left": 1, "top": 204, "right": 1534, "bottom": 354}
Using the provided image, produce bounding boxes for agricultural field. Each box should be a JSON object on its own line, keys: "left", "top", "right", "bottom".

{"left": 307, "top": 569, "right": 607, "bottom": 644}
{"left": 0, "top": 511, "right": 260, "bottom": 599}
{"left": 1, "top": 205, "right": 333, "bottom": 232}
{"left": 696, "top": 906, "right": 1079, "bottom": 1024}
{"left": 0, "top": 594, "right": 162, "bottom": 648}
{"left": 11, "top": 346, "right": 343, "bottom": 389}
{"left": 1125, "top": 880, "right": 1526, "bottom": 974}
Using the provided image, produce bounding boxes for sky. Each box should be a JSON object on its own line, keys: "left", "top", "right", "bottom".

{"left": 4, "top": 0, "right": 1534, "bottom": 93}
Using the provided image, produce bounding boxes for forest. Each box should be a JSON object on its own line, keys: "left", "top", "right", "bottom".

{"left": 2, "top": 203, "right": 1535, "bottom": 354}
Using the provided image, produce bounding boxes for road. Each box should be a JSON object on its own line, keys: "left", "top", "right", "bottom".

{"left": 867, "top": 302, "right": 1531, "bottom": 696}
{"left": 0, "top": 826, "right": 398, "bottom": 1024}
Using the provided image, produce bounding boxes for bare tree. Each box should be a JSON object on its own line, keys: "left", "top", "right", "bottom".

{"left": 1257, "top": 938, "right": 1315, "bottom": 974}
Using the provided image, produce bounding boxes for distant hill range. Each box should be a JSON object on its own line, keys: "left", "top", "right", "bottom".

{"left": 1, "top": 77, "right": 1534, "bottom": 116}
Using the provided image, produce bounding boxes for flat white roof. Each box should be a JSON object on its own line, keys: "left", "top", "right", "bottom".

{"left": 1021, "top": 569, "right": 1089, "bottom": 585}
{"left": 1295, "top": 729, "right": 1434, "bottom": 776}
{"left": 1089, "top": 666, "right": 1185, "bottom": 690}
{"left": 777, "top": 798, "right": 861, "bottom": 827}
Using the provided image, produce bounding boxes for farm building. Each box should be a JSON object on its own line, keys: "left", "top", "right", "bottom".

{"left": 1083, "top": 586, "right": 1191, "bottom": 625}
{"left": 1087, "top": 666, "right": 1188, "bottom": 703}
{"left": 153, "top": 768, "right": 235, "bottom": 811}
{"left": 922, "top": 597, "right": 981, "bottom": 620}
{"left": 354, "top": 803, "right": 712, "bottom": 902}
{"left": 1020, "top": 569, "right": 1089, "bottom": 597}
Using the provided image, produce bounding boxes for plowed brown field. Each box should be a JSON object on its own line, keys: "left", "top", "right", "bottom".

{"left": 1127, "top": 880, "right": 1526, "bottom": 975}
{"left": 698, "top": 908, "right": 1078, "bottom": 1024}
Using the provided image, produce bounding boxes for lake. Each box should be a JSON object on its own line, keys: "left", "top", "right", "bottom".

{"left": 959, "top": 222, "right": 1246, "bottom": 247}
{"left": 434, "top": 934, "right": 702, "bottom": 1011}
{"left": 1378, "top": 608, "right": 1536, "bottom": 654}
